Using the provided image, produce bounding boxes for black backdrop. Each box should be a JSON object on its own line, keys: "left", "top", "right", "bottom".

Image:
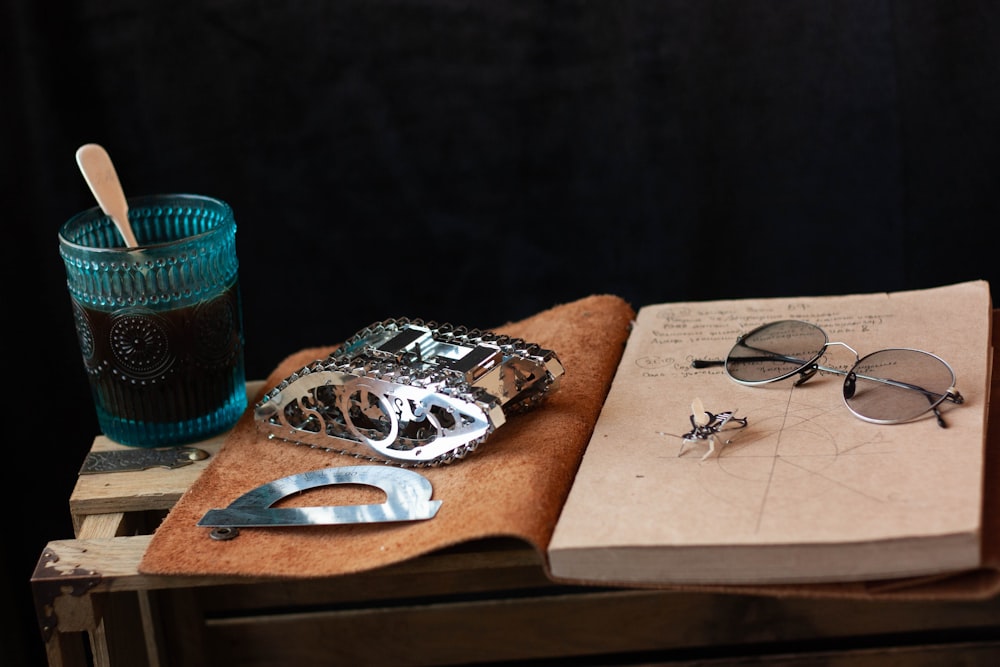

{"left": 6, "top": 2, "right": 999, "bottom": 665}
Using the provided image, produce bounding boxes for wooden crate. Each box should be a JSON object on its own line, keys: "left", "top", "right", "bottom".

{"left": 32, "top": 384, "right": 1000, "bottom": 667}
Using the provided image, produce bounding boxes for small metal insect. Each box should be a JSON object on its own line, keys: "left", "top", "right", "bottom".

{"left": 677, "top": 397, "right": 748, "bottom": 461}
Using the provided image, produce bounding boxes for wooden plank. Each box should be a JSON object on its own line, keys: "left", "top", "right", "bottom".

{"left": 152, "top": 588, "right": 212, "bottom": 667}
{"left": 137, "top": 590, "right": 165, "bottom": 667}
{"left": 69, "top": 432, "right": 226, "bottom": 521}
{"left": 69, "top": 381, "right": 264, "bottom": 523}
{"left": 72, "top": 591, "right": 152, "bottom": 667}
{"left": 42, "top": 630, "right": 89, "bottom": 667}
{"left": 190, "top": 589, "right": 1000, "bottom": 666}
{"left": 35, "top": 536, "right": 550, "bottom": 594}
{"left": 75, "top": 512, "right": 128, "bottom": 540}
{"left": 36, "top": 536, "right": 247, "bottom": 594}
{"left": 637, "top": 643, "right": 1000, "bottom": 666}
{"left": 199, "top": 558, "right": 554, "bottom": 610}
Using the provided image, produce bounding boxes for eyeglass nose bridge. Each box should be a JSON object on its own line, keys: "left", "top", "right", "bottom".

{"left": 824, "top": 340, "right": 861, "bottom": 362}
{"left": 793, "top": 340, "right": 860, "bottom": 388}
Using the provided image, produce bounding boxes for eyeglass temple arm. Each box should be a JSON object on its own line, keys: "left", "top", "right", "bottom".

{"left": 843, "top": 373, "right": 964, "bottom": 404}
{"left": 692, "top": 343, "right": 819, "bottom": 378}
{"left": 692, "top": 353, "right": 820, "bottom": 386}
{"left": 691, "top": 342, "right": 812, "bottom": 368}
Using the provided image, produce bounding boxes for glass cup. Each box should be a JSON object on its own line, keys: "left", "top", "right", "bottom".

{"left": 58, "top": 193, "right": 247, "bottom": 447}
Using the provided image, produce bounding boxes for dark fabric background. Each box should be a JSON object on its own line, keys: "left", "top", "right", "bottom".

{"left": 5, "top": 1, "right": 998, "bottom": 664}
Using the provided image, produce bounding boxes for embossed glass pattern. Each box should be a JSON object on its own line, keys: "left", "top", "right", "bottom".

{"left": 59, "top": 194, "right": 247, "bottom": 446}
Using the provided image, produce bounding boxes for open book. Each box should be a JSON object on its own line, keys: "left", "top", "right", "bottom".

{"left": 548, "top": 280, "right": 993, "bottom": 585}
{"left": 139, "top": 281, "right": 995, "bottom": 596}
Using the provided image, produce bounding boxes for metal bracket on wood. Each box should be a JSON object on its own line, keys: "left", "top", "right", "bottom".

{"left": 31, "top": 547, "right": 103, "bottom": 642}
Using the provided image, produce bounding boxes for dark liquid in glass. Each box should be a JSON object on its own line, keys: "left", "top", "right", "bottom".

{"left": 72, "top": 283, "right": 245, "bottom": 434}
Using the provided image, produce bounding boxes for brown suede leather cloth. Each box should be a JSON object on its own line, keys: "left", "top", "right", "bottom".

{"left": 140, "top": 294, "right": 636, "bottom": 579}
{"left": 140, "top": 297, "right": 1000, "bottom": 601}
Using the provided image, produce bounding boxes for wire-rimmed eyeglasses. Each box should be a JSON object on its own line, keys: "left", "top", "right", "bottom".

{"left": 692, "top": 320, "right": 964, "bottom": 427}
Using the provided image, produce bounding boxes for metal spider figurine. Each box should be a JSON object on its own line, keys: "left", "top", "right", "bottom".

{"left": 678, "top": 397, "right": 748, "bottom": 461}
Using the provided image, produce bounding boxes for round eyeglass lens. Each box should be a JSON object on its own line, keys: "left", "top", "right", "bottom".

{"left": 843, "top": 348, "right": 957, "bottom": 424}
{"left": 725, "top": 320, "right": 828, "bottom": 384}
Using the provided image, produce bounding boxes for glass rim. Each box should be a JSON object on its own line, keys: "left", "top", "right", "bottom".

{"left": 723, "top": 319, "right": 829, "bottom": 385}
{"left": 843, "top": 346, "right": 959, "bottom": 424}
{"left": 58, "top": 193, "right": 234, "bottom": 253}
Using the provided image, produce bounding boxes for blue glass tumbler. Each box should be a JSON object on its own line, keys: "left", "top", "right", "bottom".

{"left": 59, "top": 194, "right": 247, "bottom": 447}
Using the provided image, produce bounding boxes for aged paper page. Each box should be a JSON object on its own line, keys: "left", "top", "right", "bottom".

{"left": 548, "top": 281, "right": 992, "bottom": 584}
